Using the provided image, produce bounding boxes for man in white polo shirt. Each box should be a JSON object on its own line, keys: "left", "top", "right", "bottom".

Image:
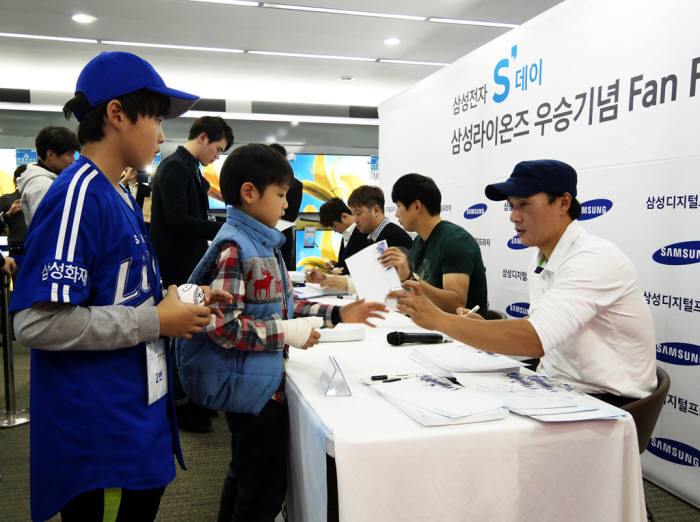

{"left": 395, "top": 159, "right": 657, "bottom": 405}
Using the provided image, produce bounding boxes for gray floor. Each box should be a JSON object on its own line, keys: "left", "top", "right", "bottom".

{"left": 2, "top": 342, "right": 699, "bottom": 521}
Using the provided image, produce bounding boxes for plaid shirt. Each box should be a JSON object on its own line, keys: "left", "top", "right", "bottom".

{"left": 205, "top": 242, "right": 339, "bottom": 402}
{"left": 205, "top": 242, "right": 338, "bottom": 351}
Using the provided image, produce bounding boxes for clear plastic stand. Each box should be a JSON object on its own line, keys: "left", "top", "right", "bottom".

{"left": 320, "top": 355, "right": 351, "bottom": 397}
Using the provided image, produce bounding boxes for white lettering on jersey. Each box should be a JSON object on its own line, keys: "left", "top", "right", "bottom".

{"left": 115, "top": 259, "right": 139, "bottom": 305}
{"left": 114, "top": 257, "right": 152, "bottom": 305}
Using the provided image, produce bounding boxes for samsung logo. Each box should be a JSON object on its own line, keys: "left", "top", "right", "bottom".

{"left": 506, "top": 302, "right": 530, "bottom": 318}
{"left": 656, "top": 342, "right": 700, "bottom": 366}
{"left": 578, "top": 199, "right": 613, "bottom": 221}
{"left": 464, "top": 203, "right": 487, "bottom": 219}
{"left": 507, "top": 235, "right": 529, "bottom": 250}
{"left": 647, "top": 438, "right": 700, "bottom": 467}
{"left": 652, "top": 241, "right": 700, "bottom": 265}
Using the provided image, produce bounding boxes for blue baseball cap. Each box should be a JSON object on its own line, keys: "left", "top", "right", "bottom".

{"left": 74, "top": 51, "right": 199, "bottom": 120}
{"left": 485, "top": 159, "right": 577, "bottom": 201}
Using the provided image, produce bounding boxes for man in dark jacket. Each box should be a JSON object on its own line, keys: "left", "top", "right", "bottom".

{"left": 150, "top": 116, "right": 233, "bottom": 287}
{"left": 149, "top": 115, "right": 233, "bottom": 432}
{"left": 319, "top": 197, "right": 369, "bottom": 273}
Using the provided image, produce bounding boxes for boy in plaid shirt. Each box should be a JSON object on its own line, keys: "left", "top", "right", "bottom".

{"left": 202, "top": 144, "right": 386, "bottom": 521}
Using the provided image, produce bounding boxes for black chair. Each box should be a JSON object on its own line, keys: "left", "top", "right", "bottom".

{"left": 620, "top": 367, "right": 671, "bottom": 522}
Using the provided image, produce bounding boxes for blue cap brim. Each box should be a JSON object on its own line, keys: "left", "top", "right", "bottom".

{"left": 485, "top": 178, "right": 541, "bottom": 201}
{"left": 148, "top": 85, "right": 199, "bottom": 119}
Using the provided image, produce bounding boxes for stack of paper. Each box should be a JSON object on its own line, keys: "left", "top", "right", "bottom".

{"left": 293, "top": 283, "right": 347, "bottom": 299}
{"left": 368, "top": 375, "right": 508, "bottom": 427}
{"left": 412, "top": 344, "right": 526, "bottom": 377}
{"left": 287, "top": 271, "right": 307, "bottom": 284}
{"left": 455, "top": 372, "right": 628, "bottom": 422}
{"left": 319, "top": 324, "right": 365, "bottom": 343}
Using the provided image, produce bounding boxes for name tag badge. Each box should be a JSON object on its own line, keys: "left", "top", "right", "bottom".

{"left": 146, "top": 338, "right": 168, "bottom": 405}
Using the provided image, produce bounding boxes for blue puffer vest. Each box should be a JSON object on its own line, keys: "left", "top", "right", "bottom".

{"left": 175, "top": 206, "right": 294, "bottom": 414}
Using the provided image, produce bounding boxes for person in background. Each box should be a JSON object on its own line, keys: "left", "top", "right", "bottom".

{"left": 0, "top": 165, "right": 29, "bottom": 265}
{"left": 0, "top": 252, "right": 17, "bottom": 277}
{"left": 268, "top": 143, "right": 303, "bottom": 270}
{"left": 318, "top": 197, "right": 369, "bottom": 274}
{"left": 149, "top": 115, "right": 234, "bottom": 433}
{"left": 306, "top": 185, "right": 411, "bottom": 292}
{"left": 380, "top": 173, "right": 488, "bottom": 317}
{"left": 121, "top": 167, "right": 152, "bottom": 209}
{"left": 10, "top": 50, "right": 231, "bottom": 522}
{"left": 394, "top": 160, "right": 657, "bottom": 405}
{"left": 18, "top": 125, "right": 80, "bottom": 226}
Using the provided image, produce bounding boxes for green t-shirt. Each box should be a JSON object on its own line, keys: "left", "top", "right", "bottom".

{"left": 409, "top": 220, "right": 488, "bottom": 318}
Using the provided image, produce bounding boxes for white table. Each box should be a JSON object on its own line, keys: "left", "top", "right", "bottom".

{"left": 285, "top": 299, "right": 646, "bottom": 522}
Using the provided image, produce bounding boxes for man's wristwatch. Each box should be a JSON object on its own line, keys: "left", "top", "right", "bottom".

{"left": 403, "top": 271, "right": 420, "bottom": 283}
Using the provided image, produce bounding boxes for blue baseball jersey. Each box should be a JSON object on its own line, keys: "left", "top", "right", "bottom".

{"left": 11, "top": 156, "right": 180, "bottom": 521}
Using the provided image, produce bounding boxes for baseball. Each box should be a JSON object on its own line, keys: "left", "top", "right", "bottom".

{"left": 177, "top": 284, "right": 205, "bottom": 305}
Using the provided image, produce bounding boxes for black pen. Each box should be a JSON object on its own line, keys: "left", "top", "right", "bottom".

{"left": 371, "top": 374, "right": 411, "bottom": 381}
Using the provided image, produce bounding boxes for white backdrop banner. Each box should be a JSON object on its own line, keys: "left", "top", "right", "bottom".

{"left": 378, "top": 0, "right": 700, "bottom": 507}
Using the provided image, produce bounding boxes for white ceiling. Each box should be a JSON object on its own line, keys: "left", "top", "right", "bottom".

{"left": 0, "top": 0, "right": 564, "bottom": 107}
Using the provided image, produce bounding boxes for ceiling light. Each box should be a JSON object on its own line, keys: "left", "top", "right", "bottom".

{"left": 339, "top": 75, "right": 355, "bottom": 81}
{"left": 262, "top": 3, "right": 425, "bottom": 21}
{"left": 428, "top": 17, "right": 519, "bottom": 29}
{"left": 188, "top": 0, "right": 260, "bottom": 6}
{"left": 384, "top": 37, "right": 400, "bottom": 46}
{"left": 72, "top": 13, "right": 97, "bottom": 24}
{"left": 378, "top": 58, "right": 448, "bottom": 67}
{"left": 102, "top": 40, "right": 245, "bottom": 53}
{"left": 0, "top": 32, "right": 98, "bottom": 44}
{"left": 249, "top": 50, "right": 375, "bottom": 62}
{"left": 290, "top": 120, "right": 299, "bottom": 127}
{"left": 265, "top": 135, "right": 276, "bottom": 143}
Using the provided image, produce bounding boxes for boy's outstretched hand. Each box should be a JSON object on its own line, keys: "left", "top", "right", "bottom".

{"left": 158, "top": 285, "right": 217, "bottom": 339}
{"left": 339, "top": 298, "right": 388, "bottom": 327}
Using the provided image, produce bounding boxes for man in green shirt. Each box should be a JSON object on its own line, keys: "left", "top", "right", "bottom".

{"left": 381, "top": 173, "right": 488, "bottom": 317}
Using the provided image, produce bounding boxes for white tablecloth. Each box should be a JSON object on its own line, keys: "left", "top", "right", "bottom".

{"left": 286, "top": 299, "right": 646, "bottom": 522}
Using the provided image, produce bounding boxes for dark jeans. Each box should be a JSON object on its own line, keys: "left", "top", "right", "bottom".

{"left": 60, "top": 487, "right": 165, "bottom": 522}
{"left": 218, "top": 400, "right": 288, "bottom": 522}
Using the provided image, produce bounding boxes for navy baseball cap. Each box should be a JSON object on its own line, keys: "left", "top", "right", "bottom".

{"left": 485, "top": 159, "right": 577, "bottom": 201}
{"left": 74, "top": 51, "right": 199, "bottom": 120}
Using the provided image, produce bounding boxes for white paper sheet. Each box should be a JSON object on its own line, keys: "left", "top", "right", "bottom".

{"left": 369, "top": 375, "right": 506, "bottom": 419}
{"left": 454, "top": 371, "right": 628, "bottom": 422}
{"left": 344, "top": 240, "right": 402, "bottom": 304}
{"left": 412, "top": 344, "right": 526, "bottom": 376}
{"left": 319, "top": 324, "right": 366, "bottom": 343}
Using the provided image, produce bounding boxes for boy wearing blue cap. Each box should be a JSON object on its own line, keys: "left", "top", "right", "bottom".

{"left": 11, "top": 51, "right": 231, "bottom": 521}
{"left": 395, "top": 159, "right": 657, "bottom": 405}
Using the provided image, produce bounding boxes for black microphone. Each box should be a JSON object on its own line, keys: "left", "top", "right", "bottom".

{"left": 387, "top": 331, "right": 445, "bottom": 346}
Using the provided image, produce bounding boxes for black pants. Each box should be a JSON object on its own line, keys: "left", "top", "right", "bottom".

{"left": 60, "top": 487, "right": 165, "bottom": 522}
{"left": 218, "top": 400, "right": 289, "bottom": 522}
